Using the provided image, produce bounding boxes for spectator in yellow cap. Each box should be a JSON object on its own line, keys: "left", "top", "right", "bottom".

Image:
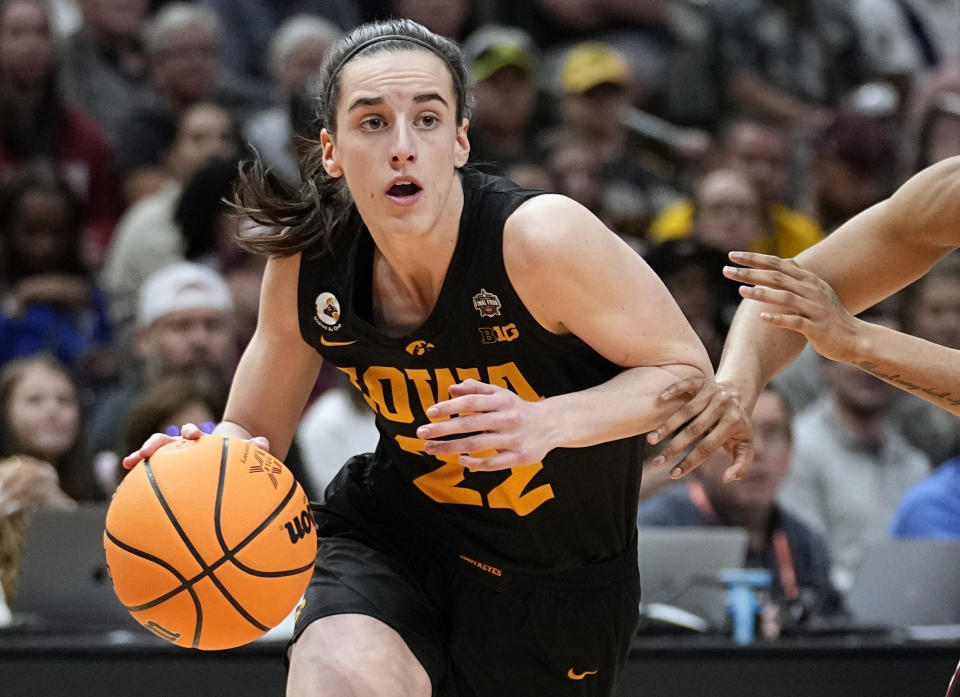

{"left": 559, "top": 42, "right": 632, "bottom": 157}
{"left": 560, "top": 41, "right": 631, "bottom": 95}
{"left": 550, "top": 41, "right": 681, "bottom": 238}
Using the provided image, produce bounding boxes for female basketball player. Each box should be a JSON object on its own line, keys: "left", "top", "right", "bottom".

{"left": 125, "top": 19, "right": 712, "bottom": 697}
{"left": 649, "top": 155, "right": 960, "bottom": 482}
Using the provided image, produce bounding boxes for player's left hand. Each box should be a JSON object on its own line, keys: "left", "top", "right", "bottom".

{"left": 415, "top": 379, "right": 551, "bottom": 471}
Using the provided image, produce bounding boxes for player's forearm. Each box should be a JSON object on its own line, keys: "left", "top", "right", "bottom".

{"left": 218, "top": 328, "right": 322, "bottom": 460}
{"left": 846, "top": 321, "right": 960, "bottom": 414}
{"left": 540, "top": 363, "right": 708, "bottom": 449}
{"left": 716, "top": 298, "right": 808, "bottom": 409}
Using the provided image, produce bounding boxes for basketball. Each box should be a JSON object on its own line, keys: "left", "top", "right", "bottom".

{"left": 103, "top": 435, "right": 317, "bottom": 650}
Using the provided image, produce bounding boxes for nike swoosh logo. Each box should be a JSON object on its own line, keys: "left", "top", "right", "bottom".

{"left": 320, "top": 336, "right": 358, "bottom": 347}
{"left": 567, "top": 669, "right": 598, "bottom": 680}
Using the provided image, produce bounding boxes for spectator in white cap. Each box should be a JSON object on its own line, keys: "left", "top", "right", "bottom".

{"left": 135, "top": 262, "right": 237, "bottom": 375}
{"left": 87, "top": 262, "right": 238, "bottom": 462}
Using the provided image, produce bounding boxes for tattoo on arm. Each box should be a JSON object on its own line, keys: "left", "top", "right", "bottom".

{"left": 855, "top": 361, "right": 960, "bottom": 406}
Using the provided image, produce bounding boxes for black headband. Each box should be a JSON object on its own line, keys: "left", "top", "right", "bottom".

{"left": 323, "top": 33, "right": 463, "bottom": 114}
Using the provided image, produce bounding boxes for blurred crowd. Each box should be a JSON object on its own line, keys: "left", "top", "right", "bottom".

{"left": 1, "top": 0, "right": 960, "bottom": 632}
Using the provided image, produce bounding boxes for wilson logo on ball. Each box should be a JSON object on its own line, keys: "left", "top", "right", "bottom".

{"left": 283, "top": 510, "right": 313, "bottom": 544}
{"left": 284, "top": 509, "right": 314, "bottom": 544}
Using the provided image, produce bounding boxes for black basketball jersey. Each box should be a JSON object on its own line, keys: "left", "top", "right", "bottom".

{"left": 297, "top": 167, "right": 643, "bottom": 571}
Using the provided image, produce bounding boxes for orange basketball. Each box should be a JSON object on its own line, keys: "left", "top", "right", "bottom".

{"left": 103, "top": 435, "right": 317, "bottom": 650}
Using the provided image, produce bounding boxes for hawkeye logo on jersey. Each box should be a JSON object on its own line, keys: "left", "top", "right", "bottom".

{"left": 405, "top": 340, "right": 435, "bottom": 356}
{"left": 314, "top": 292, "right": 342, "bottom": 332}
{"left": 479, "top": 324, "right": 519, "bottom": 344}
{"left": 472, "top": 288, "right": 501, "bottom": 317}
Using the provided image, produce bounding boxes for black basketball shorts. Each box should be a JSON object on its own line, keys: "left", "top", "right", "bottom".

{"left": 291, "top": 455, "right": 640, "bottom": 697}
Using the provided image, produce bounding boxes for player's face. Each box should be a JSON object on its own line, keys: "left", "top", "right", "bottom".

{"left": 7, "top": 363, "right": 80, "bottom": 461}
{"left": 321, "top": 49, "right": 470, "bottom": 236}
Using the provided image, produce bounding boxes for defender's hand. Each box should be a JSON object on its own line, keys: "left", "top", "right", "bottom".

{"left": 724, "top": 252, "right": 862, "bottom": 363}
{"left": 647, "top": 377, "right": 753, "bottom": 482}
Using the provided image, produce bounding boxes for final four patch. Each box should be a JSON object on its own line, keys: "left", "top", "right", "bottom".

{"left": 472, "top": 288, "right": 501, "bottom": 317}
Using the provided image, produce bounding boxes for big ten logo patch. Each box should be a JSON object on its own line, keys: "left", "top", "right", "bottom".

{"left": 479, "top": 323, "right": 519, "bottom": 344}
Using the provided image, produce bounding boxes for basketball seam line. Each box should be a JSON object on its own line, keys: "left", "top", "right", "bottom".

{"left": 103, "top": 528, "right": 203, "bottom": 617}
{"left": 212, "top": 441, "right": 311, "bottom": 578}
{"left": 108, "top": 529, "right": 313, "bottom": 613}
{"left": 145, "top": 460, "right": 208, "bottom": 647}
{"left": 202, "top": 436, "right": 273, "bottom": 633}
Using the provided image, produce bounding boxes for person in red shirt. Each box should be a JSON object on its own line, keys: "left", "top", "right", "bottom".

{"left": 0, "top": 0, "right": 119, "bottom": 267}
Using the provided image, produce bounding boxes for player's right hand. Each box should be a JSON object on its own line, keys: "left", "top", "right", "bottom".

{"left": 121, "top": 431, "right": 187, "bottom": 471}
{"left": 646, "top": 377, "right": 754, "bottom": 483}
{"left": 121, "top": 424, "right": 271, "bottom": 470}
